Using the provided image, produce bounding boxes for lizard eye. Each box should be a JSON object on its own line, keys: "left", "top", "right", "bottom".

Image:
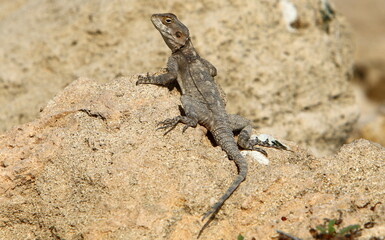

{"left": 164, "top": 17, "right": 173, "bottom": 24}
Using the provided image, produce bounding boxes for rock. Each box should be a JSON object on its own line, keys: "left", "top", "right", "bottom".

{"left": 0, "top": 0, "right": 358, "bottom": 155}
{"left": 0, "top": 76, "right": 384, "bottom": 240}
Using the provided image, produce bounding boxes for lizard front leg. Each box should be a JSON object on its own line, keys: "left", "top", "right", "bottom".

{"left": 201, "top": 58, "right": 217, "bottom": 77}
{"left": 136, "top": 56, "right": 178, "bottom": 86}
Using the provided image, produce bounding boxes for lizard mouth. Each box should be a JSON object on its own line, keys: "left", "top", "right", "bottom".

{"left": 150, "top": 14, "right": 158, "bottom": 23}
{"left": 150, "top": 14, "right": 162, "bottom": 29}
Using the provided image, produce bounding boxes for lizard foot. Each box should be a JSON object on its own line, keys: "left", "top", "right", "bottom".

{"left": 237, "top": 135, "right": 268, "bottom": 155}
{"left": 156, "top": 116, "right": 197, "bottom": 135}
{"left": 136, "top": 72, "right": 152, "bottom": 85}
{"left": 156, "top": 117, "right": 180, "bottom": 135}
{"left": 249, "top": 134, "right": 289, "bottom": 151}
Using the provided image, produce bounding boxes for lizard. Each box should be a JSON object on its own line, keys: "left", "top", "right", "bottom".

{"left": 136, "top": 13, "right": 288, "bottom": 237}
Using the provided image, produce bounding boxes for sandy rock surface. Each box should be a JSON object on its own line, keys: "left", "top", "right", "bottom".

{"left": 0, "top": 1, "right": 384, "bottom": 239}
{"left": 0, "top": 0, "right": 358, "bottom": 156}
{"left": 0, "top": 76, "right": 384, "bottom": 240}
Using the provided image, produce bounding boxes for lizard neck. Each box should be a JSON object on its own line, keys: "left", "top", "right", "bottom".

{"left": 178, "top": 40, "right": 200, "bottom": 63}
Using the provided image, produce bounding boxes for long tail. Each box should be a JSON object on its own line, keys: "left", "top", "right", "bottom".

{"left": 198, "top": 126, "right": 248, "bottom": 238}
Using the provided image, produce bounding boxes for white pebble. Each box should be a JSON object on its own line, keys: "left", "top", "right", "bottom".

{"left": 241, "top": 150, "right": 270, "bottom": 165}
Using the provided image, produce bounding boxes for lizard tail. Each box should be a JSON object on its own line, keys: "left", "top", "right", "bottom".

{"left": 198, "top": 167, "right": 246, "bottom": 238}
{"left": 198, "top": 127, "right": 248, "bottom": 238}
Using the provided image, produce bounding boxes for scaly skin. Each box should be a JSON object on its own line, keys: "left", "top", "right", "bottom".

{"left": 136, "top": 13, "right": 287, "bottom": 237}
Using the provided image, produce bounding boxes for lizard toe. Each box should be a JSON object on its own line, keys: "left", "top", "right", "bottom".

{"left": 136, "top": 72, "right": 152, "bottom": 85}
{"left": 156, "top": 116, "right": 182, "bottom": 135}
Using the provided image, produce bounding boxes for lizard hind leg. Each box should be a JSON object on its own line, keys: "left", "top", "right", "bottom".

{"left": 228, "top": 114, "right": 288, "bottom": 152}
{"left": 228, "top": 114, "right": 265, "bottom": 152}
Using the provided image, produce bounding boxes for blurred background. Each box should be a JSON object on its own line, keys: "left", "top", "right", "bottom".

{"left": 334, "top": 0, "right": 385, "bottom": 146}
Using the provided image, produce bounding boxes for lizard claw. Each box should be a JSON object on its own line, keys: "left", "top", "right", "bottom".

{"left": 156, "top": 116, "right": 197, "bottom": 135}
{"left": 182, "top": 125, "right": 189, "bottom": 133}
{"left": 182, "top": 121, "right": 197, "bottom": 133}
{"left": 156, "top": 117, "right": 181, "bottom": 135}
{"left": 271, "top": 139, "right": 288, "bottom": 151}
{"left": 136, "top": 72, "right": 151, "bottom": 85}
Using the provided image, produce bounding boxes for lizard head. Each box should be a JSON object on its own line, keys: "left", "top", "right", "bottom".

{"left": 151, "top": 13, "right": 190, "bottom": 52}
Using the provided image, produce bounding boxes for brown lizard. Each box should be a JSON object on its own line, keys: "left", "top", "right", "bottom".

{"left": 136, "top": 13, "right": 288, "bottom": 237}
